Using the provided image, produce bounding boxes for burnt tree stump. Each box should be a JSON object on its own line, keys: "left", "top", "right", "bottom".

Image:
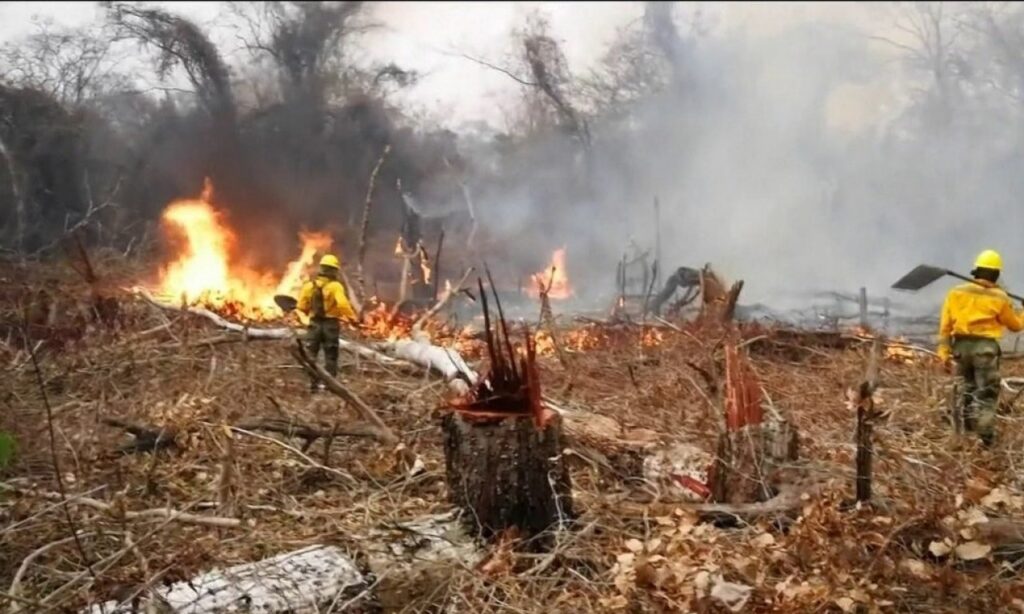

{"left": 442, "top": 411, "right": 572, "bottom": 539}
{"left": 444, "top": 275, "right": 574, "bottom": 543}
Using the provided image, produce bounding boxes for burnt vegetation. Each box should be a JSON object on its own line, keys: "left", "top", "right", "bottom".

{"left": 8, "top": 3, "right": 1024, "bottom": 613}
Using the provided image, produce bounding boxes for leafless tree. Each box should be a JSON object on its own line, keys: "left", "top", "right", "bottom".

{"left": 105, "top": 2, "right": 236, "bottom": 124}
{"left": 872, "top": 2, "right": 968, "bottom": 126}
{"left": 579, "top": 19, "right": 671, "bottom": 119}
{"left": 956, "top": 2, "right": 1024, "bottom": 106}
{"left": 229, "top": 1, "right": 378, "bottom": 105}
{"left": 0, "top": 18, "right": 125, "bottom": 108}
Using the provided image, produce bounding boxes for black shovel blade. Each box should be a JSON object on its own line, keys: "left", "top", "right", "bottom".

{"left": 891, "top": 264, "right": 949, "bottom": 291}
{"left": 274, "top": 294, "right": 298, "bottom": 312}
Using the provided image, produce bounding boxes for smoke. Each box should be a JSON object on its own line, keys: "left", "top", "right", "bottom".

{"left": 446, "top": 2, "right": 1024, "bottom": 313}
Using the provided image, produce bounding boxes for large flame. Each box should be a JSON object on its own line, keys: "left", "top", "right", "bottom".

{"left": 530, "top": 248, "right": 573, "bottom": 300}
{"left": 155, "top": 180, "right": 333, "bottom": 320}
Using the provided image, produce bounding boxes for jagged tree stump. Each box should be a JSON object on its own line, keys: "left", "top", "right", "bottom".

{"left": 444, "top": 276, "right": 574, "bottom": 543}
{"left": 442, "top": 411, "right": 572, "bottom": 539}
{"left": 710, "top": 342, "right": 800, "bottom": 504}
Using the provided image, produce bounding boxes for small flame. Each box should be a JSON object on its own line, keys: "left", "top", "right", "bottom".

{"left": 529, "top": 248, "right": 573, "bottom": 300}
{"left": 394, "top": 236, "right": 404, "bottom": 256}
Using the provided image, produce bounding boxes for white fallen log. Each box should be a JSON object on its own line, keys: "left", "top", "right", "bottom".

{"left": 376, "top": 331, "right": 479, "bottom": 387}
{"left": 82, "top": 544, "right": 364, "bottom": 614}
{"left": 134, "top": 288, "right": 477, "bottom": 383}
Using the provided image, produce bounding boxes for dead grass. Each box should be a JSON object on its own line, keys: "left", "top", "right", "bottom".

{"left": 4, "top": 255, "right": 1024, "bottom": 613}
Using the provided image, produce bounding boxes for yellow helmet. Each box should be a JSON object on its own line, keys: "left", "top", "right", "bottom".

{"left": 974, "top": 249, "right": 1003, "bottom": 271}
{"left": 319, "top": 254, "right": 340, "bottom": 269}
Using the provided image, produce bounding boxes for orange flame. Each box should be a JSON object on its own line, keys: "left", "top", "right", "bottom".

{"left": 275, "top": 230, "right": 333, "bottom": 298}
{"left": 530, "top": 248, "right": 573, "bottom": 300}
{"left": 155, "top": 180, "right": 333, "bottom": 320}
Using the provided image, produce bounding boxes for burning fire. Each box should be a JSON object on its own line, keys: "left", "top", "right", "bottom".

{"left": 155, "top": 179, "right": 332, "bottom": 320}
{"left": 853, "top": 327, "right": 920, "bottom": 365}
{"left": 530, "top": 248, "right": 573, "bottom": 300}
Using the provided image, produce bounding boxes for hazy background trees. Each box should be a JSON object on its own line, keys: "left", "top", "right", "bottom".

{"left": 4, "top": 1, "right": 1024, "bottom": 301}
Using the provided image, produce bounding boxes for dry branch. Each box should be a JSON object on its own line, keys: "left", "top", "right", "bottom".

{"left": 293, "top": 341, "right": 400, "bottom": 446}
{"left": 0, "top": 483, "right": 241, "bottom": 529}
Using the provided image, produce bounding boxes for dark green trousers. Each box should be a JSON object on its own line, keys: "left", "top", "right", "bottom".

{"left": 952, "top": 337, "right": 1001, "bottom": 443}
{"left": 307, "top": 318, "right": 340, "bottom": 386}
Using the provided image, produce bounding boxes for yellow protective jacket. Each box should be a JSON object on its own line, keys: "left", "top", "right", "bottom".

{"left": 297, "top": 275, "right": 357, "bottom": 322}
{"left": 937, "top": 280, "right": 1024, "bottom": 360}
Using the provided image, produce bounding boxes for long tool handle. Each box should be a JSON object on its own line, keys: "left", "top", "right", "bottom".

{"left": 946, "top": 270, "right": 1024, "bottom": 303}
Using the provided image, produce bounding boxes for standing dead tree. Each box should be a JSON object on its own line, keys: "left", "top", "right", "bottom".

{"left": 518, "top": 17, "right": 591, "bottom": 151}
{"left": 229, "top": 1, "right": 370, "bottom": 105}
{"left": 105, "top": 3, "right": 235, "bottom": 125}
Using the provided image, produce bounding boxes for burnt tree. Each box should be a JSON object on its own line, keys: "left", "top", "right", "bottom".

{"left": 443, "top": 276, "right": 573, "bottom": 543}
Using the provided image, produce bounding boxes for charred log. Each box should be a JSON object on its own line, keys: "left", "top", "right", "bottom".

{"left": 649, "top": 266, "right": 700, "bottom": 316}
{"left": 101, "top": 418, "right": 178, "bottom": 455}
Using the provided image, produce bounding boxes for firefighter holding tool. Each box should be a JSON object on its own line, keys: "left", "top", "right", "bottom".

{"left": 297, "top": 254, "right": 358, "bottom": 392}
{"left": 937, "top": 249, "right": 1024, "bottom": 446}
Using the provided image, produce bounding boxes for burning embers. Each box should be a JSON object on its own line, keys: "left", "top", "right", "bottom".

{"left": 155, "top": 179, "right": 332, "bottom": 320}
{"left": 529, "top": 248, "right": 573, "bottom": 300}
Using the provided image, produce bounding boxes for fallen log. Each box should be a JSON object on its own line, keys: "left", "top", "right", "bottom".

{"left": 81, "top": 544, "right": 365, "bottom": 614}
{"left": 376, "top": 334, "right": 477, "bottom": 388}
{"left": 136, "top": 287, "right": 477, "bottom": 384}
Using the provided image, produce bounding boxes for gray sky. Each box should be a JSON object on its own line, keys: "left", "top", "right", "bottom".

{"left": 0, "top": 1, "right": 909, "bottom": 129}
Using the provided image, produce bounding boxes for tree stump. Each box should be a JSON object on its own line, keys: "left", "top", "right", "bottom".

{"left": 443, "top": 276, "right": 574, "bottom": 544}
{"left": 709, "top": 341, "right": 800, "bottom": 504}
{"left": 442, "top": 411, "right": 573, "bottom": 540}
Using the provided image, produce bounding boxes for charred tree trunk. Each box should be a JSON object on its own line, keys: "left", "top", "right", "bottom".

{"left": 855, "top": 403, "right": 873, "bottom": 502}
{"left": 847, "top": 339, "right": 885, "bottom": 506}
{"left": 442, "top": 411, "right": 572, "bottom": 540}
{"left": 444, "top": 275, "right": 574, "bottom": 543}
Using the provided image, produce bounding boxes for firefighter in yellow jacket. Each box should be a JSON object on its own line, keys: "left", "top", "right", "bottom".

{"left": 298, "top": 254, "right": 358, "bottom": 391}
{"left": 938, "top": 249, "right": 1024, "bottom": 446}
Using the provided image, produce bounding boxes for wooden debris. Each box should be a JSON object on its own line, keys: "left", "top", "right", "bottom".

{"left": 137, "top": 287, "right": 477, "bottom": 384}
{"left": 101, "top": 418, "right": 178, "bottom": 455}
{"left": 294, "top": 341, "right": 401, "bottom": 447}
